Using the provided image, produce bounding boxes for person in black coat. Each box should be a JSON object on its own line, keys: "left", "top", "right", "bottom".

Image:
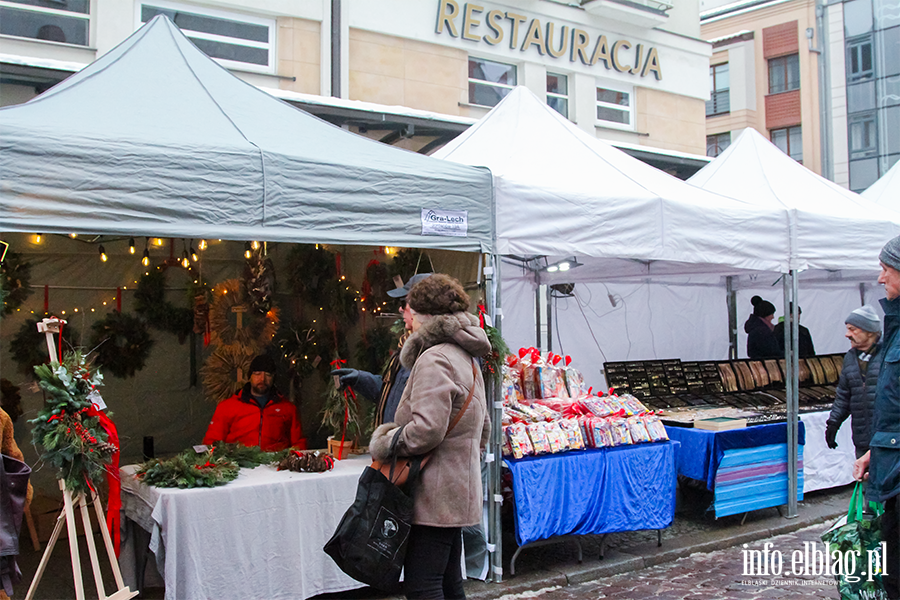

{"left": 826, "top": 305, "right": 883, "bottom": 458}
{"left": 744, "top": 296, "right": 781, "bottom": 359}
{"left": 774, "top": 303, "right": 816, "bottom": 358}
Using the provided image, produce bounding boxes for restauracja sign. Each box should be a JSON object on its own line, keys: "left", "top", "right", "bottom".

{"left": 435, "top": 0, "right": 662, "bottom": 80}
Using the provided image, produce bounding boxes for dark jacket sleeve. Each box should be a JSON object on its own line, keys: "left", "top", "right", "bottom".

{"left": 826, "top": 353, "right": 852, "bottom": 430}
{"left": 353, "top": 370, "right": 383, "bottom": 402}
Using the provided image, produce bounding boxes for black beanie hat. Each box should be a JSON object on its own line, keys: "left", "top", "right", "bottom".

{"left": 249, "top": 354, "right": 277, "bottom": 374}
{"left": 751, "top": 295, "right": 776, "bottom": 318}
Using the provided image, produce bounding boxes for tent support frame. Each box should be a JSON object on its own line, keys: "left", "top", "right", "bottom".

{"left": 782, "top": 271, "right": 800, "bottom": 519}
{"left": 486, "top": 253, "right": 503, "bottom": 582}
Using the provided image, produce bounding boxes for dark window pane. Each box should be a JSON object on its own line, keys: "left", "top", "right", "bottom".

{"left": 597, "top": 88, "right": 629, "bottom": 105}
{"left": 845, "top": 0, "right": 874, "bottom": 37}
{"left": 469, "top": 81, "right": 511, "bottom": 107}
{"left": 850, "top": 158, "right": 879, "bottom": 191}
{"left": 0, "top": 6, "right": 88, "bottom": 45}
{"left": 142, "top": 6, "right": 268, "bottom": 42}
{"left": 190, "top": 37, "right": 268, "bottom": 66}
{"left": 769, "top": 58, "right": 785, "bottom": 93}
{"left": 789, "top": 127, "right": 803, "bottom": 160}
{"left": 861, "top": 43, "right": 873, "bottom": 72}
{"left": 597, "top": 106, "right": 629, "bottom": 124}
{"left": 548, "top": 96, "right": 568, "bottom": 118}
{"left": 786, "top": 54, "right": 800, "bottom": 90}
{"left": 848, "top": 39, "right": 874, "bottom": 80}
{"left": 880, "top": 27, "right": 900, "bottom": 77}
{"left": 848, "top": 81, "right": 877, "bottom": 112}
{"left": 468, "top": 57, "right": 516, "bottom": 85}
{"left": 547, "top": 73, "right": 567, "bottom": 95}
{"left": 6, "top": 0, "right": 89, "bottom": 14}
{"left": 707, "top": 133, "right": 731, "bottom": 157}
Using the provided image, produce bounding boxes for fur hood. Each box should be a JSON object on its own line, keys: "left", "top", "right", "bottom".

{"left": 399, "top": 312, "right": 490, "bottom": 369}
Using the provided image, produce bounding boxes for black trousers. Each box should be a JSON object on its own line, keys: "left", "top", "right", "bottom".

{"left": 885, "top": 496, "right": 900, "bottom": 599}
{"left": 403, "top": 525, "right": 464, "bottom": 600}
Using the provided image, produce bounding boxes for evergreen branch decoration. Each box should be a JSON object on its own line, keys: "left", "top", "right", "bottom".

{"left": 286, "top": 245, "right": 337, "bottom": 306}
{"left": 0, "top": 250, "right": 33, "bottom": 316}
{"left": 9, "top": 317, "right": 80, "bottom": 377}
{"left": 134, "top": 266, "right": 195, "bottom": 342}
{"left": 89, "top": 311, "right": 154, "bottom": 379}
{"left": 389, "top": 248, "right": 432, "bottom": 283}
{"left": 355, "top": 325, "right": 394, "bottom": 377}
{"left": 482, "top": 323, "right": 511, "bottom": 385}
{"left": 135, "top": 443, "right": 285, "bottom": 488}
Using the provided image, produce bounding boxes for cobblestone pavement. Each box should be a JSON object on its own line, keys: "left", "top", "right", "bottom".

{"left": 496, "top": 524, "right": 842, "bottom": 600}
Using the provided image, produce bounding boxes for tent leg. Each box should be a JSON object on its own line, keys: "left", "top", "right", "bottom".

{"left": 782, "top": 271, "right": 799, "bottom": 519}
{"left": 486, "top": 253, "right": 503, "bottom": 583}
{"left": 726, "top": 276, "right": 737, "bottom": 359}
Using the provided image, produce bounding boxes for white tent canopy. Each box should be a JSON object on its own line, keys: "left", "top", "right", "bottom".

{"left": 688, "top": 128, "right": 900, "bottom": 272}
{"left": 0, "top": 16, "right": 493, "bottom": 252}
{"left": 863, "top": 158, "right": 900, "bottom": 209}
{"left": 433, "top": 87, "right": 791, "bottom": 276}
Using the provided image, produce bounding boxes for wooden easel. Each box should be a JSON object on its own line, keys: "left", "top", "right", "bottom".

{"left": 25, "top": 318, "right": 137, "bottom": 600}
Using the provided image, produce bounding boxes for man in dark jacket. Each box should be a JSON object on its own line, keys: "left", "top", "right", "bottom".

{"left": 774, "top": 303, "right": 816, "bottom": 358}
{"left": 826, "top": 305, "right": 882, "bottom": 458}
{"left": 855, "top": 235, "right": 900, "bottom": 599}
{"left": 203, "top": 354, "right": 307, "bottom": 451}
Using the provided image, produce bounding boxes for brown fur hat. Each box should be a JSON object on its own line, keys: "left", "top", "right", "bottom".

{"left": 407, "top": 273, "right": 469, "bottom": 315}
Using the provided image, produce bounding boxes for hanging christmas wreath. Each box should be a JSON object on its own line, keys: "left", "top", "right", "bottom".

{"left": 286, "top": 245, "right": 337, "bottom": 306}
{"left": 134, "top": 266, "right": 195, "bottom": 342}
{"left": 208, "top": 279, "right": 280, "bottom": 350}
{"left": 273, "top": 321, "right": 322, "bottom": 381}
{"left": 200, "top": 343, "right": 257, "bottom": 402}
{"left": 9, "top": 317, "right": 81, "bottom": 377}
{"left": 0, "top": 251, "right": 33, "bottom": 316}
{"left": 389, "top": 248, "right": 433, "bottom": 283}
{"left": 89, "top": 311, "right": 154, "bottom": 379}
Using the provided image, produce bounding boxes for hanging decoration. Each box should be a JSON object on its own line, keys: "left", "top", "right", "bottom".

{"left": 360, "top": 260, "right": 390, "bottom": 314}
{"left": 273, "top": 321, "right": 322, "bottom": 381}
{"left": 243, "top": 250, "right": 276, "bottom": 314}
{"left": 207, "top": 279, "right": 280, "bottom": 349}
{"left": 200, "top": 343, "right": 257, "bottom": 402}
{"left": 0, "top": 250, "right": 33, "bottom": 315}
{"left": 88, "top": 311, "right": 154, "bottom": 379}
{"left": 192, "top": 288, "right": 211, "bottom": 346}
{"left": 133, "top": 266, "right": 195, "bottom": 342}
{"left": 389, "top": 248, "right": 432, "bottom": 284}
{"left": 9, "top": 317, "right": 80, "bottom": 377}
{"left": 1, "top": 378, "right": 22, "bottom": 422}
{"left": 29, "top": 351, "right": 117, "bottom": 495}
{"left": 286, "top": 245, "right": 338, "bottom": 306}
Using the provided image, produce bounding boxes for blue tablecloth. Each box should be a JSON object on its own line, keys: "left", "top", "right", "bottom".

{"left": 503, "top": 441, "right": 678, "bottom": 546}
{"left": 665, "top": 422, "right": 805, "bottom": 490}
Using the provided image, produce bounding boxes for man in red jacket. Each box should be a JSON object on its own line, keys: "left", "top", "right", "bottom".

{"left": 203, "top": 355, "right": 307, "bottom": 451}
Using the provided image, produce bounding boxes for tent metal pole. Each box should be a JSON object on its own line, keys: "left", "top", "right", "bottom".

{"left": 860, "top": 282, "right": 866, "bottom": 306}
{"left": 782, "top": 271, "right": 799, "bottom": 518}
{"left": 486, "top": 253, "right": 503, "bottom": 582}
{"left": 726, "top": 276, "right": 737, "bottom": 360}
{"left": 546, "top": 284, "right": 553, "bottom": 354}
{"left": 535, "top": 274, "right": 542, "bottom": 350}
{"left": 788, "top": 271, "right": 800, "bottom": 518}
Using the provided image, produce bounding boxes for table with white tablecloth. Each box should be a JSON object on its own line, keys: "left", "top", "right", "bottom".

{"left": 119, "top": 455, "right": 369, "bottom": 600}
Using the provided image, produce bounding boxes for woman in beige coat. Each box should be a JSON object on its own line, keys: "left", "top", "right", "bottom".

{"left": 370, "top": 274, "right": 490, "bottom": 600}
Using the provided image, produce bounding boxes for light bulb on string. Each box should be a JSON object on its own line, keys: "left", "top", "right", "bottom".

{"left": 189, "top": 240, "right": 199, "bottom": 262}
{"left": 181, "top": 252, "right": 190, "bottom": 269}
{"left": 129, "top": 238, "right": 136, "bottom": 254}
{"left": 198, "top": 239, "right": 208, "bottom": 251}
{"left": 142, "top": 248, "right": 150, "bottom": 267}
{"left": 69, "top": 233, "right": 78, "bottom": 239}
{"left": 99, "top": 245, "right": 108, "bottom": 262}
{"left": 34, "top": 233, "right": 42, "bottom": 244}
{"left": 251, "top": 240, "right": 260, "bottom": 250}
{"left": 244, "top": 242, "right": 252, "bottom": 260}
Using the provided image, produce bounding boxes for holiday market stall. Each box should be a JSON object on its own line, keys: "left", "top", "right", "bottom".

{"left": 0, "top": 15, "right": 497, "bottom": 600}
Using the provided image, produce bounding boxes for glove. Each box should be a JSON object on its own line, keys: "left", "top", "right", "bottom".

{"left": 825, "top": 425, "right": 838, "bottom": 450}
{"left": 330, "top": 368, "right": 359, "bottom": 388}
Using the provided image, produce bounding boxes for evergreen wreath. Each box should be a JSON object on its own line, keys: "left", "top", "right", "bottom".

{"left": 273, "top": 321, "right": 321, "bottom": 381}
{"left": 29, "top": 352, "right": 116, "bottom": 495}
{"left": 88, "top": 311, "right": 154, "bottom": 379}
{"left": 389, "top": 248, "right": 433, "bottom": 283}
{"left": 9, "top": 317, "right": 81, "bottom": 377}
{"left": 0, "top": 251, "right": 33, "bottom": 316}
{"left": 285, "top": 245, "right": 337, "bottom": 306}
{"left": 208, "top": 279, "right": 280, "bottom": 349}
{"left": 134, "top": 266, "right": 195, "bottom": 342}
{"left": 135, "top": 443, "right": 284, "bottom": 488}
{"left": 200, "top": 343, "right": 257, "bottom": 402}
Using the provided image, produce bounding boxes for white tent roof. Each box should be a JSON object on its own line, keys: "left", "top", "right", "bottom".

{"left": 863, "top": 158, "right": 900, "bottom": 209}
{"left": 689, "top": 128, "right": 900, "bottom": 271}
{"left": 433, "top": 87, "right": 790, "bottom": 275}
{"left": 0, "top": 16, "right": 493, "bottom": 252}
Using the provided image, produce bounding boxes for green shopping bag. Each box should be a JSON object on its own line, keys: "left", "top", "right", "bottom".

{"left": 821, "top": 482, "right": 888, "bottom": 600}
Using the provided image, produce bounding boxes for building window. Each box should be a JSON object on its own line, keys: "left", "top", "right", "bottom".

{"left": 768, "top": 54, "right": 800, "bottom": 94}
{"left": 771, "top": 126, "right": 803, "bottom": 162}
{"left": 707, "top": 63, "right": 730, "bottom": 117}
{"left": 707, "top": 133, "right": 731, "bottom": 157}
{"left": 849, "top": 113, "right": 878, "bottom": 157}
{"left": 0, "top": 0, "right": 90, "bottom": 46}
{"left": 547, "top": 73, "right": 568, "bottom": 118}
{"left": 847, "top": 37, "right": 874, "bottom": 81}
{"left": 140, "top": 2, "right": 275, "bottom": 72}
{"left": 468, "top": 57, "right": 517, "bottom": 108}
{"left": 596, "top": 85, "right": 633, "bottom": 128}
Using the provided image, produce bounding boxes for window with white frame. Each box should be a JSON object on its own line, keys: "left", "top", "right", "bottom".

{"left": 596, "top": 85, "right": 633, "bottom": 128}
{"left": 468, "top": 57, "right": 517, "bottom": 108}
{"left": 547, "top": 72, "right": 568, "bottom": 118}
{"left": 0, "top": 0, "right": 90, "bottom": 46}
{"left": 140, "top": 2, "right": 275, "bottom": 72}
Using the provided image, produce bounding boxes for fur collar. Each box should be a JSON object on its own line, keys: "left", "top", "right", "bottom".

{"left": 400, "top": 312, "right": 491, "bottom": 369}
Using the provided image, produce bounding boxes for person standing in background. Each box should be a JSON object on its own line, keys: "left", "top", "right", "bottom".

{"left": 774, "top": 303, "right": 816, "bottom": 358}
{"left": 744, "top": 296, "right": 781, "bottom": 359}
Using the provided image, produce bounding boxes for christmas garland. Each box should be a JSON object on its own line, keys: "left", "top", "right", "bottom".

{"left": 208, "top": 279, "right": 280, "bottom": 349}
{"left": 0, "top": 251, "right": 33, "bottom": 316}
{"left": 89, "top": 311, "right": 154, "bottom": 379}
{"left": 134, "top": 267, "right": 195, "bottom": 341}
{"left": 200, "top": 343, "right": 257, "bottom": 402}
{"left": 29, "top": 352, "right": 116, "bottom": 495}
{"left": 135, "top": 443, "right": 285, "bottom": 488}
{"left": 9, "top": 317, "right": 81, "bottom": 377}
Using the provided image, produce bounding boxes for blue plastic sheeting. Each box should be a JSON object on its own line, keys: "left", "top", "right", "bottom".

{"left": 713, "top": 443, "right": 804, "bottom": 517}
{"left": 503, "top": 442, "right": 679, "bottom": 546}
{"left": 665, "top": 422, "right": 805, "bottom": 490}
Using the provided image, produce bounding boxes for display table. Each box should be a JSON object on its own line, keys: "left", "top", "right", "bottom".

{"left": 666, "top": 422, "right": 805, "bottom": 518}
{"left": 800, "top": 411, "right": 856, "bottom": 492}
{"left": 119, "top": 455, "right": 369, "bottom": 600}
{"left": 503, "top": 440, "right": 678, "bottom": 570}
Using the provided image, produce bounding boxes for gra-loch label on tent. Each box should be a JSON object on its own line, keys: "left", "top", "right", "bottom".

{"left": 421, "top": 208, "right": 468, "bottom": 237}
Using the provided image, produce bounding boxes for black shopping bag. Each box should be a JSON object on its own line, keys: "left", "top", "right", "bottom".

{"left": 821, "top": 482, "right": 888, "bottom": 600}
{"left": 324, "top": 464, "right": 416, "bottom": 591}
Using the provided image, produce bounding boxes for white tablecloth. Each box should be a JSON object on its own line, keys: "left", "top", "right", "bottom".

{"left": 800, "top": 410, "right": 856, "bottom": 492}
{"left": 119, "top": 455, "right": 370, "bottom": 600}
